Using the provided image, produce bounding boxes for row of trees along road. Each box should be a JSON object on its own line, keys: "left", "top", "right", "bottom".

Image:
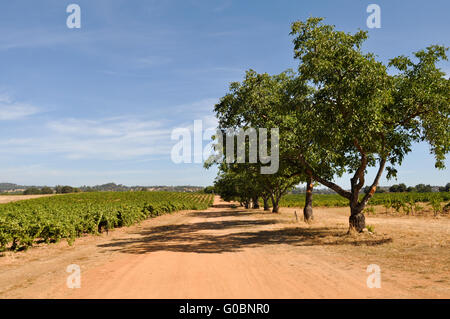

{"left": 206, "top": 17, "right": 449, "bottom": 232}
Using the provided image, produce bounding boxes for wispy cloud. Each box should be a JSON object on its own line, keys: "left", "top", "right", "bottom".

{"left": 0, "top": 116, "right": 173, "bottom": 160}
{"left": 0, "top": 28, "right": 94, "bottom": 51}
{"left": 0, "top": 94, "right": 40, "bottom": 120}
{"left": 176, "top": 98, "right": 219, "bottom": 113}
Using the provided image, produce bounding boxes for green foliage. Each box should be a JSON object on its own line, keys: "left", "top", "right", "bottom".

{"left": 23, "top": 187, "right": 42, "bottom": 195}
{"left": 415, "top": 184, "right": 433, "bottom": 193}
{"left": 430, "top": 195, "right": 443, "bottom": 216}
{"left": 40, "top": 187, "right": 54, "bottom": 194}
{"left": 364, "top": 206, "right": 376, "bottom": 215}
{"left": 391, "top": 199, "right": 404, "bottom": 214}
{"left": 55, "top": 185, "right": 79, "bottom": 194}
{"left": 203, "top": 186, "right": 215, "bottom": 194}
{"left": 285, "top": 17, "right": 449, "bottom": 228}
{"left": 0, "top": 192, "right": 214, "bottom": 251}
{"left": 402, "top": 195, "right": 423, "bottom": 215}
{"left": 383, "top": 195, "right": 392, "bottom": 213}
{"left": 439, "top": 183, "right": 450, "bottom": 192}
{"left": 207, "top": 17, "right": 448, "bottom": 230}
{"left": 208, "top": 70, "right": 303, "bottom": 211}
{"left": 389, "top": 184, "right": 407, "bottom": 193}
{"left": 366, "top": 225, "right": 375, "bottom": 233}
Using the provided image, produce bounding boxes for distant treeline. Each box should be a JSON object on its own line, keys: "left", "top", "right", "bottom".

{"left": 16, "top": 183, "right": 205, "bottom": 195}
{"left": 387, "top": 183, "right": 449, "bottom": 193}
{"left": 291, "top": 183, "right": 450, "bottom": 194}
{"left": 23, "top": 185, "right": 80, "bottom": 195}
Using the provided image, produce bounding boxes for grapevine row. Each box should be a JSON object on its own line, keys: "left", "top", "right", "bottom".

{"left": 0, "top": 192, "right": 214, "bottom": 251}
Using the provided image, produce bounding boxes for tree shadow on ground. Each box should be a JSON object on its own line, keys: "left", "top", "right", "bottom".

{"left": 187, "top": 210, "right": 257, "bottom": 218}
{"left": 213, "top": 203, "right": 238, "bottom": 209}
{"left": 98, "top": 209, "right": 393, "bottom": 254}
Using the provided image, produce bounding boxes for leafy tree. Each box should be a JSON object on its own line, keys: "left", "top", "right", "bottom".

{"left": 40, "top": 187, "right": 54, "bottom": 194}
{"left": 203, "top": 186, "right": 215, "bottom": 194}
{"left": 213, "top": 165, "right": 259, "bottom": 208}
{"left": 213, "top": 171, "right": 240, "bottom": 203}
{"left": 55, "top": 185, "right": 78, "bottom": 194}
{"left": 389, "top": 185, "right": 398, "bottom": 192}
{"left": 415, "top": 184, "right": 432, "bottom": 193}
{"left": 209, "top": 70, "right": 303, "bottom": 214}
{"left": 23, "top": 187, "right": 42, "bottom": 195}
{"left": 287, "top": 17, "right": 449, "bottom": 231}
{"left": 390, "top": 183, "right": 407, "bottom": 193}
{"left": 438, "top": 182, "right": 450, "bottom": 192}
{"left": 406, "top": 186, "right": 416, "bottom": 192}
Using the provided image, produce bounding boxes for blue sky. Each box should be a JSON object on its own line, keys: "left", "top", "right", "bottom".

{"left": 0, "top": 0, "right": 448, "bottom": 188}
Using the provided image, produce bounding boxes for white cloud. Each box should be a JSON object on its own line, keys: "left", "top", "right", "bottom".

{"left": 0, "top": 97, "right": 219, "bottom": 163}
{"left": 172, "top": 98, "right": 219, "bottom": 131}
{"left": 0, "top": 94, "right": 40, "bottom": 120}
{"left": 176, "top": 98, "right": 219, "bottom": 113}
{"left": 0, "top": 116, "right": 174, "bottom": 160}
{"left": 0, "top": 29, "right": 69, "bottom": 51}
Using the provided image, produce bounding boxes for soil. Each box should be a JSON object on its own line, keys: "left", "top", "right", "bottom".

{"left": 0, "top": 194, "right": 54, "bottom": 204}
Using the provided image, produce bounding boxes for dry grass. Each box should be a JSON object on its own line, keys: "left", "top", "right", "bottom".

{"left": 273, "top": 206, "right": 450, "bottom": 287}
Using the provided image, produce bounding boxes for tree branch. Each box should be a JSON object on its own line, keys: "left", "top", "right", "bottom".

{"left": 358, "top": 157, "right": 387, "bottom": 209}
{"left": 351, "top": 139, "right": 368, "bottom": 192}
{"left": 298, "top": 155, "right": 352, "bottom": 200}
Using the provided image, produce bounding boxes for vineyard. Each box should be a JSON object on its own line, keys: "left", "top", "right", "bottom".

{"left": 0, "top": 192, "right": 214, "bottom": 251}
{"left": 279, "top": 192, "right": 450, "bottom": 214}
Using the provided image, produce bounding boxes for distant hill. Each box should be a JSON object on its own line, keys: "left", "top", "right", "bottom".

{"left": 0, "top": 183, "right": 27, "bottom": 193}
{"left": 0, "top": 182, "right": 205, "bottom": 194}
{"left": 79, "top": 183, "right": 205, "bottom": 193}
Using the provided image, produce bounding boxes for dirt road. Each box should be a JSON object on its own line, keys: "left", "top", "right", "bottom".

{"left": 0, "top": 194, "right": 54, "bottom": 204}
{"left": 0, "top": 196, "right": 448, "bottom": 298}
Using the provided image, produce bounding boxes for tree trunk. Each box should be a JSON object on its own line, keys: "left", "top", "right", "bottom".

{"left": 252, "top": 196, "right": 260, "bottom": 209}
{"left": 349, "top": 204, "right": 365, "bottom": 232}
{"left": 272, "top": 203, "right": 279, "bottom": 213}
{"left": 263, "top": 197, "right": 270, "bottom": 211}
{"left": 304, "top": 175, "right": 314, "bottom": 223}
{"left": 347, "top": 157, "right": 386, "bottom": 232}
{"left": 271, "top": 195, "right": 279, "bottom": 213}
